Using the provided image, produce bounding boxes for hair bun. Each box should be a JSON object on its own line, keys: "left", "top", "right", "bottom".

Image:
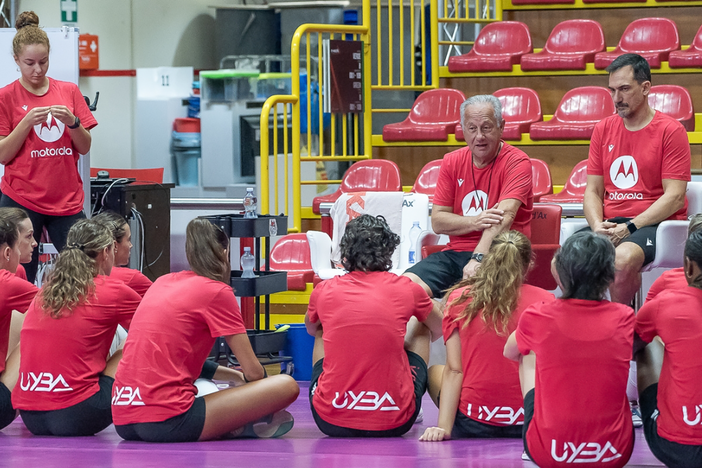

{"left": 15, "top": 11, "right": 40, "bottom": 31}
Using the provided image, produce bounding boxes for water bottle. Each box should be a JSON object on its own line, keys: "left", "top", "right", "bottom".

{"left": 408, "top": 221, "right": 422, "bottom": 265}
{"left": 243, "top": 187, "right": 257, "bottom": 219}
{"left": 241, "top": 247, "right": 256, "bottom": 278}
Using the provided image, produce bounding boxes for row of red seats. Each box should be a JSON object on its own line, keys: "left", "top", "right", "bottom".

{"left": 382, "top": 84, "right": 694, "bottom": 142}
{"left": 447, "top": 18, "right": 702, "bottom": 73}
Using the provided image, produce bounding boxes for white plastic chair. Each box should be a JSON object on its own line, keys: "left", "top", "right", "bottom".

{"left": 306, "top": 230, "right": 347, "bottom": 280}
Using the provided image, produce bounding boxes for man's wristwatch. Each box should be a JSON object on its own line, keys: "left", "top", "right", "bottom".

{"left": 67, "top": 116, "right": 81, "bottom": 129}
{"left": 471, "top": 253, "right": 484, "bottom": 263}
{"left": 626, "top": 220, "right": 638, "bottom": 235}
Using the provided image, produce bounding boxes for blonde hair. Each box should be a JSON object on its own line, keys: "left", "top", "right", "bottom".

{"left": 93, "top": 211, "right": 128, "bottom": 243}
{"left": 13, "top": 11, "right": 50, "bottom": 57}
{"left": 444, "top": 230, "right": 532, "bottom": 335}
{"left": 187, "top": 218, "right": 231, "bottom": 284}
{"left": 40, "top": 219, "right": 114, "bottom": 319}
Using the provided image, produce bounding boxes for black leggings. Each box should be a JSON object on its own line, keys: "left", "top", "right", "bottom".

{"left": 0, "top": 195, "right": 85, "bottom": 283}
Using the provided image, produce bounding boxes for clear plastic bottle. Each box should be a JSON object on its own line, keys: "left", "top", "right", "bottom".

{"left": 408, "top": 221, "right": 422, "bottom": 265}
{"left": 243, "top": 187, "right": 257, "bottom": 219}
{"left": 241, "top": 247, "right": 256, "bottom": 278}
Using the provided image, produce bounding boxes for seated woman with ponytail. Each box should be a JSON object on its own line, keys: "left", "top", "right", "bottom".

{"left": 420, "top": 230, "right": 554, "bottom": 441}
{"left": 112, "top": 217, "right": 299, "bottom": 442}
{"left": 0, "top": 217, "right": 38, "bottom": 431}
{"left": 11, "top": 219, "right": 141, "bottom": 436}
{"left": 92, "top": 211, "right": 151, "bottom": 297}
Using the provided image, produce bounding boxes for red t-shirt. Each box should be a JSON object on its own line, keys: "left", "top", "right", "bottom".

{"left": 588, "top": 112, "right": 690, "bottom": 221}
{"left": 636, "top": 287, "right": 702, "bottom": 445}
{"left": 307, "top": 271, "right": 433, "bottom": 431}
{"left": 110, "top": 267, "right": 153, "bottom": 298}
{"left": 645, "top": 267, "right": 686, "bottom": 303}
{"left": 516, "top": 299, "right": 635, "bottom": 468}
{"left": 433, "top": 143, "right": 533, "bottom": 252}
{"left": 12, "top": 276, "right": 140, "bottom": 411}
{"left": 15, "top": 264, "right": 27, "bottom": 281}
{"left": 112, "top": 270, "right": 246, "bottom": 425}
{"left": 0, "top": 269, "right": 38, "bottom": 373}
{"left": 0, "top": 79, "right": 98, "bottom": 216}
{"left": 443, "top": 284, "right": 554, "bottom": 426}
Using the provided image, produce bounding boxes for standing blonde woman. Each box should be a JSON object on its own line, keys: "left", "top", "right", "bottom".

{"left": 0, "top": 11, "right": 97, "bottom": 283}
{"left": 12, "top": 219, "right": 141, "bottom": 436}
{"left": 420, "top": 230, "right": 553, "bottom": 441}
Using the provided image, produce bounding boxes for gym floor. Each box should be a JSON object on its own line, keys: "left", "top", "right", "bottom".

{"left": 0, "top": 382, "right": 663, "bottom": 468}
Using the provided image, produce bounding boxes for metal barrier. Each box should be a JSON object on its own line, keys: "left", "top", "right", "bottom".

{"left": 258, "top": 0, "right": 495, "bottom": 232}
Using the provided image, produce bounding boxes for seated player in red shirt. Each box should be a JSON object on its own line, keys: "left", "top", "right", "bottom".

{"left": 11, "top": 219, "right": 141, "bottom": 436}
{"left": 92, "top": 211, "right": 152, "bottom": 297}
{"left": 420, "top": 231, "right": 554, "bottom": 441}
{"left": 635, "top": 229, "right": 702, "bottom": 467}
{"left": 0, "top": 208, "right": 39, "bottom": 356}
{"left": 645, "top": 213, "right": 702, "bottom": 303}
{"left": 112, "top": 218, "right": 299, "bottom": 442}
{"left": 0, "top": 217, "right": 38, "bottom": 431}
{"left": 505, "top": 231, "right": 635, "bottom": 468}
{"left": 0, "top": 207, "right": 37, "bottom": 283}
{"left": 305, "top": 214, "right": 442, "bottom": 437}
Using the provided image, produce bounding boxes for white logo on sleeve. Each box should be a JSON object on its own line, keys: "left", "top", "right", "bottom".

{"left": 112, "top": 386, "right": 146, "bottom": 406}
{"left": 608, "top": 144, "right": 614, "bottom": 152}
{"left": 462, "top": 190, "right": 488, "bottom": 216}
{"left": 331, "top": 391, "right": 400, "bottom": 411}
{"left": 609, "top": 156, "right": 639, "bottom": 190}
{"left": 33, "top": 112, "right": 65, "bottom": 143}
{"left": 22, "top": 105, "right": 28, "bottom": 111}
{"left": 19, "top": 372, "right": 73, "bottom": 392}
{"left": 551, "top": 439, "right": 623, "bottom": 463}
{"left": 682, "top": 405, "right": 702, "bottom": 425}
{"left": 458, "top": 179, "right": 464, "bottom": 187}
{"left": 466, "top": 404, "right": 523, "bottom": 425}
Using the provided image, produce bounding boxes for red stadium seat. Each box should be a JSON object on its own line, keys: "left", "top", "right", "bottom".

{"left": 531, "top": 158, "right": 553, "bottom": 202}
{"left": 540, "top": 160, "right": 588, "bottom": 204}
{"left": 669, "top": 25, "right": 702, "bottom": 68}
{"left": 524, "top": 204, "right": 562, "bottom": 291}
{"left": 648, "top": 85, "right": 695, "bottom": 132}
{"left": 447, "top": 22, "right": 532, "bottom": 73}
{"left": 90, "top": 167, "right": 164, "bottom": 184}
{"left": 411, "top": 159, "right": 443, "bottom": 202}
{"left": 512, "top": 0, "right": 573, "bottom": 4}
{"left": 313, "top": 160, "right": 402, "bottom": 235}
{"left": 594, "top": 18, "right": 680, "bottom": 69}
{"left": 269, "top": 234, "right": 315, "bottom": 291}
{"left": 455, "top": 87, "right": 542, "bottom": 141}
{"left": 529, "top": 87, "right": 615, "bottom": 140}
{"left": 382, "top": 89, "right": 466, "bottom": 142}
{"left": 520, "top": 20, "right": 606, "bottom": 71}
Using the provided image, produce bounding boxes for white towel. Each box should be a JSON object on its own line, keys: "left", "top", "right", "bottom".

{"left": 330, "top": 191, "right": 404, "bottom": 268}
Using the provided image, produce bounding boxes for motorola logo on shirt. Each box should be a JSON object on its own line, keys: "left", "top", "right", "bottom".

{"left": 33, "top": 112, "right": 65, "bottom": 143}
{"left": 550, "top": 439, "right": 623, "bottom": 464}
{"left": 462, "top": 190, "right": 488, "bottom": 216}
{"left": 331, "top": 390, "right": 400, "bottom": 411}
{"left": 19, "top": 372, "right": 73, "bottom": 392}
{"left": 466, "top": 403, "right": 523, "bottom": 425}
{"left": 609, "top": 156, "right": 639, "bottom": 190}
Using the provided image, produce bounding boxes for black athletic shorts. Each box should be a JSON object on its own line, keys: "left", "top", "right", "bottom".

{"left": 20, "top": 375, "right": 114, "bottom": 436}
{"left": 309, "top": 351, "right": 428, "bottom": 437}
{"left": 115, "top": 396, "right": 206, "bottom": 443}
{"left": 436, "top": 393, "right": 522, "bottom": 439}
{"left": 579, "top": 217, "right": 659, "bottom": 267}
{"left": 404, "top": 250, "right": 473, "bottom": 298}
{"left": 0, "top": 382, "right": 16, "bottom": 431}
{"left": 522, "top": 388, "right": 536, "bottom": 460}
{"left": 640, "top": 383, "right": 702, "bottom": 468}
